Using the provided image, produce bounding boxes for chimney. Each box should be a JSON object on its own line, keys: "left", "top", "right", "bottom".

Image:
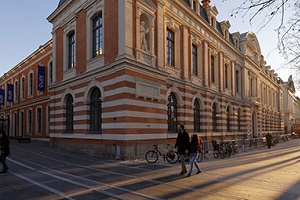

{"left": 202, "top": 0, "right": 211, "bottom": 8}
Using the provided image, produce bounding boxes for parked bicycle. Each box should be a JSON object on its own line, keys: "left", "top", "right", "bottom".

{"left": 211, "top": 140, "right": 224, "bottom": 159}
{"left": 231, "top": 140, "right": 239, "bottom": 155}
{"left": 211, "top": 140, "right": 232, "bottom": 159}
{"left": 145, "top": 144, "right": 179, "bottom": 164}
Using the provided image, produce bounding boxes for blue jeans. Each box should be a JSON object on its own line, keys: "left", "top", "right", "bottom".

{"left": 189, "top": 153, "right": 200, "bottom": 174}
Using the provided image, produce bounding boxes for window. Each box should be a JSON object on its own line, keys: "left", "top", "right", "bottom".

{"left": 68, "top": 31, "right": 76, "bottom": 69}
{"left": 14, "top": 81, "right": 18, "bottom": 102}
{"left": 20, "top": 112, "right": 24, "bottom": 137}
{"left": 194, "top": 99, "right": 200, "bottom": 132}
{"left": 211, "top": 56, "right": 215, "bottom": 83}
{"left": 212, "top": 103, "right": 217, "bottom": 132}
{"left": 48, "top": 106, "right": 51, "bottom": 134}
{"left": 167, "top": 93, "right": 177, "bottom": 133}
{"left": 226, "top": 107, "right": 230, "bottom": 132}
{"left": 166, "top": 28, "right": 175, "bottom": 66}
{"left": 21, "top": 77, "right": 25, "bottom": 99}
{"left": 28, "top": 110, "right": 32, "bottom": 133}
{"left": 90, "top": 87, "right": 102, "bottom": 132}
{"left": 49, "top": 61, "right": 53, "bottom": 83}
{"left": 236, "top": 70, "right": 240, "bottom": 93}
{"left": 92, "top": 14, "right": 103, "bottom": 57}
{"left": 65, "top": 95, "right": 74, "bottom": 133}
{"left": 225, "top": 64, "right": 228, "bottom": 88}
{"left": 29, "top": 73, "right": 33, "bottom": 96}
{"left": 193, "top": 0, "right": 197, "bottom": 11}
{"left": 192, "top": 44, "right": 198, "bottom": 76}
{"left": 14, "top": 113, "right": 17, "bottom": 136}
{"left": 237, "top": 108, "right": 241, "bottom": 132}
{"left": 37, "top": 108, "right": 42, "bottom": 134}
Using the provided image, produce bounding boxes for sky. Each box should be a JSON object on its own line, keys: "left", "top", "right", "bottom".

{"left": 0, "top": 0, "right": 297, "bottom": 93}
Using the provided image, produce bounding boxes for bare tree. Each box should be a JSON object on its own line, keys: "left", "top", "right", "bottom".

{"left": 227, "top": 0, "right": 300, "bottom": 86}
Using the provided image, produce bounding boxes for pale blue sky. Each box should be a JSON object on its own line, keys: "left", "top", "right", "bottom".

{"left": 0, "top": 1, "right": 295, "bottom": 92}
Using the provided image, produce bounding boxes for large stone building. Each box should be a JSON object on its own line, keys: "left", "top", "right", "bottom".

{"left": 0, "top": 0, "right": 299, "bottom": 159}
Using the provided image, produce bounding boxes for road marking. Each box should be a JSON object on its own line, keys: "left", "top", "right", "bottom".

{"left": 10, "top": 171, "right": 75, "bottom": 200}
{"left": 8, "top": 157, "right": 164, "bottom": 200}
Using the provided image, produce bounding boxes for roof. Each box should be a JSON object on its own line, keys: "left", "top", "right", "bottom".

{"left": 58, "top": 0, "right": 66, "bottom": 7}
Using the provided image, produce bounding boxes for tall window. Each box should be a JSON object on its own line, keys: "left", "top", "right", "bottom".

{"left": 194, "top": 99, "right": 200, "bottom": 132}
{"left": 68, "top": 31, "right": 76, "bottom": 69}
{"left": 90, "top": 88, "right": 102, "bottom": 132}
{"left": 49, "top": 61, "right": 53, "bottom": 83}
{"left": 225, "top": 64, "right": 228, "bottom": 88}
{"left": 237, "top": 108, "right": 241, "bottom": 132}
{"left": 66, "top": 95, "right": 74, "bottom": 133}
{"left": 48, "top": 106, "right": 51, "bottom": 135}
{"left": 37, "top": 108, "right": 42, "bottom": 134}
{"left": 236, "top": 70, "right": 240, "bottom": 93}
{"left": 166, "top": 28, "right": 175, "bottom": 66}
{"left": 29, "top": 73, "right": 33, "bottom": 96}
{"left": 14, "top": 81, "right": 18, "bottom": 102}
{"left": 193, "top": 0, "right": 197, "bottom": 11}
{"left": 212, "top": 103, "right": 217, "bottom": 132}
{"left": 21, "top": 77, "right": 25, "bottom": 99}
{"left": 192, "top": 44, "right": 198, "bottom": 76}
{"left": 167, "top": 93, "right": 177, "bottom": 133}
{"left": 226, "top": 106, "right": 230, "bottom": 132}
{"left": 93, "top": 14, "right": 103, "bottom": 57}
{"left": 20, "top": 112, "right": 24, "bottom": 137}
{"left": 28, "top": 110, "right": 32, "bottom": 133}
{"left": 211, "top": 56, "right": 215, "bottom": 83}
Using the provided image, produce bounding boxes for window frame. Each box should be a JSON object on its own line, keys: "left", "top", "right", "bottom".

{"left": 68, "top": 31, "right": 76, "bottom": 69}
{"left": 92, "top": 13, "right": 103, "bottom": 58}
{"left": 166, "top": 28, "right": 175, "bottom": 66}
{"left": 167, "top": 92, "right": 177, "bottom": 133}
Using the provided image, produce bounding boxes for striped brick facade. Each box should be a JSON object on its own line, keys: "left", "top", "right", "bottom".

{"left": 1, "top": 0, "right": 297, "bottom": 159}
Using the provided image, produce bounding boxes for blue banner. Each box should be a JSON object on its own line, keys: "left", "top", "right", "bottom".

{"left": 0, "top": 89, "right": 4, "bottom": 105}
{"left": 7, "top": 84, "right": 13, "bottom": 102}
{"left": 38, "top": 65, "right": 45, "bottom": 91}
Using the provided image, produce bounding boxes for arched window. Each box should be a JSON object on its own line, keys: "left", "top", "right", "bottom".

{"left": 168, "top": 93, "right": 177, "bottom": 133}
{"left": 90, "top": 87, "right": 102, "bottom": 133}
{"left": 66, "top": 95, "right": 74, "bottom": 133}
{"left": 212, "top": 103, "right": 217, "bottom": 132}
{"left": 226, "top": 106, "right": 231, "bottom": 132}
{"left": 237, "top": 108, "right": 241, "bottom": 132}
{"left": 194, "top": 99, "right": 200, "bottom": 132}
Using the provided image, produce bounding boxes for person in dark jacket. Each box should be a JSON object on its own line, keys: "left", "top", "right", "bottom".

{"left": 0, "top": 129, "right": 10, "bottom": 173}
{"left": 174, "top": 124, "right": 190, "bottom": 175}
{"left": 266, "top": 132, "right": 272, "bottom": 149}
{"left": 187, "top": 134, "right": 201, "bottom": 177}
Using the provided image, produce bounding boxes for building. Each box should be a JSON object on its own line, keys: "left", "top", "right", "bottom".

{"left": 0, "top": 40, "right": 53, "bottom": 138}
{"left": 1, "top": 0, "right": 299, "bottom": 159}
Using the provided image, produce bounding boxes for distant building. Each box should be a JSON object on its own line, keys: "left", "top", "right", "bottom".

{"left": 1, "top": 0, "right": 299, "bottom": 159}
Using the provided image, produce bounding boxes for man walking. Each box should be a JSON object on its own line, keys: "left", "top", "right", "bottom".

{"left": 266, "top": 132, "right": 272, "bottom": 149}
{"left": 174, "top": 124, "right": 190, "bottom": 175}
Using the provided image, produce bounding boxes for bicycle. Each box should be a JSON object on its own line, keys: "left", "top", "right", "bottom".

{"left": 145, "top": 144, "right": 179, "bottom": 164}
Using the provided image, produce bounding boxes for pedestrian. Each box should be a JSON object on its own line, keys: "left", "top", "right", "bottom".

{"left": 266, "top": 132, "right": 272, "bottom": 149}
{"left": 0, "top": 129, "right": 10, "bottom": 173}
{"left": 187, "top": 134, "right": 201, "bottom": 177}
{"left": 174, "top": 124, "right": 190, "bottom": 175}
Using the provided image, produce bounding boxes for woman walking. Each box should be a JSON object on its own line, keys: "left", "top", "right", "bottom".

{"left": 0, "top": 129, "right": 10, "bottom": 173}
{"left": 187, "top": 134, "right": 201, "bottom": 177}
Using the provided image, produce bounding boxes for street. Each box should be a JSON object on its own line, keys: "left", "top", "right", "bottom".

{"left": 0, "top": 138, "right": 299, "bottom": 200}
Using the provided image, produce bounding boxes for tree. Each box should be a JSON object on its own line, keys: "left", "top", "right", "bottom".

{"left": 227, "top": 0, "right": 300, "bottom": 86}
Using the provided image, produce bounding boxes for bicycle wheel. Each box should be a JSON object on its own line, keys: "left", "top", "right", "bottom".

{"left": 213, "top": 149, "right": 219, "bottom": 159}
{"left": 166, "top": 151, "right": 179, "bottom": 164}
{"left": 145, "top": 150, "right": 158, "bottom": 163}
{"left": 219, "top": 149, "right": 226, "bottom": 159}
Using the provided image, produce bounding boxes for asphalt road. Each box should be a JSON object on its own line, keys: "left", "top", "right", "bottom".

{"left": 0, "top": 138, "right": 299, "bottom": 200}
